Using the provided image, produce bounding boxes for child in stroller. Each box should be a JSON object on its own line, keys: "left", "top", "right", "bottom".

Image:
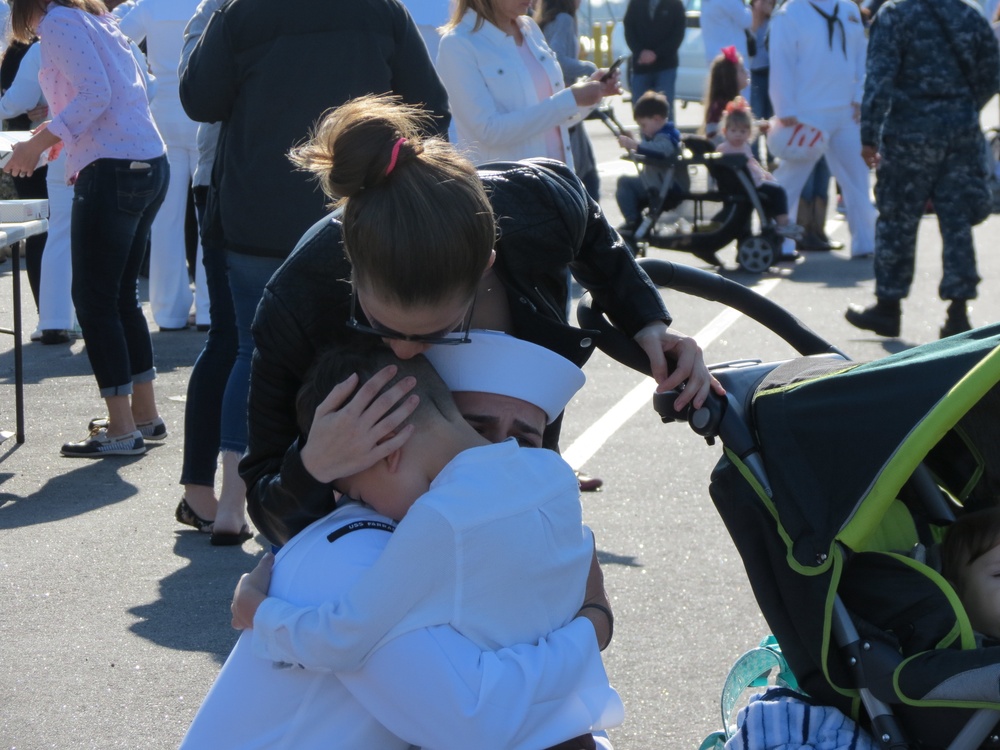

{"left": 715, "top": 98, "right": 802, "bottom": 245}
{"left": 597, "top": 95, "right": 796, "bottom": 272}
{"left": 614, "top": 91, "right": 689, "bottom": 244}
{"left": 941, "top": 507, "right": 1000, "bottom": 644}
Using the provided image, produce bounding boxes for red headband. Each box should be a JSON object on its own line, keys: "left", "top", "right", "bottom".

{"left": 721, "top": 46, "right": 740, "bottom": 65}
{"left": 724, "top": 96, "right": 750, "bottom": 115}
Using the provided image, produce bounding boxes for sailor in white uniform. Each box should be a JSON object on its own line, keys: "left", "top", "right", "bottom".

{"left": 769, "top": 0, "right": 877, "bottom": 258}
{"left": 181, "top": 333, "right": 623, "bottom": 750}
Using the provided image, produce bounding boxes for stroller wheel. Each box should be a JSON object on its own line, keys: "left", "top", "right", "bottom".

{"left": 737, "top": 236, "right": 775, "bottom": 274}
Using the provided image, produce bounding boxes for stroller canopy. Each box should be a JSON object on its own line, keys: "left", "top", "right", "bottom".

{"left": 750, "top": 324, "right": 1000, "bottom": 570}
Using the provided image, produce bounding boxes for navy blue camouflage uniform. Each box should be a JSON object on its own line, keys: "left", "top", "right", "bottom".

{"left": 861, "top": 0, "right": 1000, "bottom": 303}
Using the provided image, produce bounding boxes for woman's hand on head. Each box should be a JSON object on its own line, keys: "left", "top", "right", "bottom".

{"left": 633, "top": 322, "right": 725, "bottom": 411}
{"left": 231, "top": 553, "right": 274, "bottom": 630}
{"left": 299, "top": 364, "right": 419, "bottom": 485}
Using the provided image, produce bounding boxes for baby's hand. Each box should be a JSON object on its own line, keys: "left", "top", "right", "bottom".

{"left": 618, "top": 134, "right": 639, "bottom": 151}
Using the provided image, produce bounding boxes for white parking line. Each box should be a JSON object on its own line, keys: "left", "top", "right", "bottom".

{"left": 562, "top": 276, "right": 783, "bottom": 470}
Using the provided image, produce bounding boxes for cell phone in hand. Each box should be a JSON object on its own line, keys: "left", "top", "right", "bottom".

{"left": 601, "top": 56, "right": 626, "bottom": 83}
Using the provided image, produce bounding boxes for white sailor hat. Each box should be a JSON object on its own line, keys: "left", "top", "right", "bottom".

{"left": 425, "top": 330, "right": 586, "bottom": 424}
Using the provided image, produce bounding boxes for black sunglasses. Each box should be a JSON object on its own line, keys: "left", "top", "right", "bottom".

{"left": 346, "top": 287, "right": 476, "bottom": 346}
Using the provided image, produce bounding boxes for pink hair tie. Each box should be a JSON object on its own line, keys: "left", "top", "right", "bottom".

{"left": 386, "top": 137, "right": 407, "bottom": 176}
{"left": 721, "top": 45, "right": 740, "bottom": 65}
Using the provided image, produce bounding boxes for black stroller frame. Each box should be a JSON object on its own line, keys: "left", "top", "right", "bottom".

{"left": 594, "top": 104, "right": 784, "bottom": 273}
{"left": 579, "top": 259, "right": 1000, "bottom": 750}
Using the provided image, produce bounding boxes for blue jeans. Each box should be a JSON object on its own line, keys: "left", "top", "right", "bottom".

{"left": 71, "top": 155, "right": 168, "bottom": 396}
{"left": 750, "top": 68, "right": 773, "bottom": 120}
{"left": 631, "top": 67, "right": 677, "bottom": 116}
{"left": 800, "top": 156, "right": 832, "bottom": 202}
{"left": 616, "top": 174, "right": 651, "bottom": 225}
{"left": 221, "top": 251, "right": 283, "bottom": 454}
{"left": 180, "top": 186, "right": 238, "bottom": 486}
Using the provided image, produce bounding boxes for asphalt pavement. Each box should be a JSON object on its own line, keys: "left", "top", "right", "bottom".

{"left": 3, "top": 97, "right": 1000, "bottom": 749}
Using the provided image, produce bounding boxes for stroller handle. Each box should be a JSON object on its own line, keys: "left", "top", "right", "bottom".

{"left": 577, "top": 259, "right": 844, "bottom": 378}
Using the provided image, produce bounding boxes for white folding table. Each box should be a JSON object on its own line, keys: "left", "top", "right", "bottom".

{"left": 0, "top": 217, "right": 50, "bottom": 443}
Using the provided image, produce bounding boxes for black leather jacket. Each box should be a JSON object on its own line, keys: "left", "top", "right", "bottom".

{"left": 242, "top": 158, "right": 671, "bottom": 545}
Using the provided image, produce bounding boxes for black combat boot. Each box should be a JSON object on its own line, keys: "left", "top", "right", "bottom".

{"left": 845, "top": 297, "right": 901, "bottom": 338}
{"left": 940, "top": 300, "right": 972, "bottom": 339}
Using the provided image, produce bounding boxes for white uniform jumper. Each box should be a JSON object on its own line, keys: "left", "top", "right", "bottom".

{"left": 182, "top": 500, "right": 623, "bottom": 750}
{"left": 769, "top": 0, "right": 877, "bottom": 257}
{"left": 253, "top": 440, "right": 595, "bottom": 669}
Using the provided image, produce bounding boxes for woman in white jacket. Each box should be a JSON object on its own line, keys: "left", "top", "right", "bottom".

{"left": 437, "top": 0, "right": 619, "bottom": 167}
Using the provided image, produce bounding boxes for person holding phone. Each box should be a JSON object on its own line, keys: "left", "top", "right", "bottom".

{"left": 437, "top": 0, "right": 620, "bottom": 168}
{"left": 534, "top": 0, "right": 605, "bottom": 200}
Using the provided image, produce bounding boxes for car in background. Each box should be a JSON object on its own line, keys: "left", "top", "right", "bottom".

{"left": 579, "top": 0, "right": 708, "bottom": 105}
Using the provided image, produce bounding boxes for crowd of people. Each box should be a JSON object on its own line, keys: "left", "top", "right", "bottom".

{"left": 0, "top": 0, "right": 998, "bottom": 746}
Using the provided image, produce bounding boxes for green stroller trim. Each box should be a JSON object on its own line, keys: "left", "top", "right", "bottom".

{"left": 839, "top": 344, "right": 1000, "bottom": 553}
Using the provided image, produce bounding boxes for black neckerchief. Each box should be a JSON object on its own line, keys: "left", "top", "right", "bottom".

{"left": 809, "top": 1, "right": 846, "bottom": 57}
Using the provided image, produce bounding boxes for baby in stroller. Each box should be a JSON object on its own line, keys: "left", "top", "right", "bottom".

{"left": 614, "top": 90, "right": 689, "bottom": 240}
{"left": 941, "top": 507, "right": 1000, "bottom": 643}
{"left": 715, "top": 98, "right": 801, "bottom": 242}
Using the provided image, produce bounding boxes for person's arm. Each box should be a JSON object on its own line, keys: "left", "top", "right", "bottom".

{"left": 251, "top": 505, "right": 456, "bottom": 671}
{"left": 179, "top": 1, "right": 239, "bottom": 124}
{"left": 543, "top": 14, "right": 597, "bottom": 85}
{"left": 510, "top": 159, "right": 721, "bottom": 405}
{"left": 436, "top": 27, "right": 583, "bottom": 151}
{"left": 849, "top": 2, "right": 867, "bottom": 111}
{"left": 231, "top": 517, "right": 621, "bottom": 750}
{"left": 650, "top": 0, "right": 687, "bottom": 64}
{"left": 180, "top": 0, "right": 228, "bottom": 76}
{"left": 0, "top": 43, "right": 44, "bottom": 122}
{"left": 344, "top": 620, "right": 624, "bottom": 750}
{"left": 766, "top": 9, "right": 797, "bottom": 122}
{"left": 859, "top": 4, "right": 896, "bottom": 148}
{"left": 388, "top": 2, "right": 452, "bottom": 137}
{"left": 724, "top": 0, "right": 753, "bottom": 31}
{"left": 973, "top": 15, "right": 1000, "bottom": 111}
{"left": 38, "top": 13, "right": 114, "bottom": 145}
{"left": 115, "top": 0, "right": 148, "bottom": 47}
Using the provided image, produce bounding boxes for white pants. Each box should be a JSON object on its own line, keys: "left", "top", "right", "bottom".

{"left": 149, "top": 140, "right": 206, "bottom": 328}
{"left": 39, "top": 149, "right": 74, "bottom": 331}
{"left": 773, "top": 106, "right": 877, "bottom": 257}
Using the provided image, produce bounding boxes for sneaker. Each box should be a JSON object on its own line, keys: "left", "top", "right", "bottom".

{"left": 29, "top": 327, "right": 42, "bottom": 342}
{"left": 845, "top": 302, "right": 901, "bottom": 338}
{"left": 87, "top": 415, "right": 167, "bottom": 441}
{"left": 61, "top": 428, "right": 145, "bottom": 458}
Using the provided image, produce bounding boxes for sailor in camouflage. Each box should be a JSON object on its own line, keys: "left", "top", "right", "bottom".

{"left": 846, "top": 0, "right": 1000, "bottom": 339}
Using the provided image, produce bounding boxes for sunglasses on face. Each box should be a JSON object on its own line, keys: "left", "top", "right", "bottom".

{"left": 346, "top": 287, "right": 476, "bottom": 346}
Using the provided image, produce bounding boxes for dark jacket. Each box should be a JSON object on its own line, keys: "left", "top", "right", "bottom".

{"left": 861, "top": 0, "right": 1000, "bottom": 146}
{"left": 624, "top": 0, "right": 687, "bottom": 73}
{"left": 242, "top": 159, "right": 671, "bottom": 545}
{"left": 179, "top": 0, "right": 450, "bottom": 258}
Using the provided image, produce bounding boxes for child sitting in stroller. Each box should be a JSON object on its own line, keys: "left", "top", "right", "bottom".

{"left": 614, "top": 90, "right": 689, "bottom": 237}
{"left": 941, "top": 506, "right": 1000, "bottom": 643}
{"left": 716, "top": 98, "right": 801, "bottom": 240}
